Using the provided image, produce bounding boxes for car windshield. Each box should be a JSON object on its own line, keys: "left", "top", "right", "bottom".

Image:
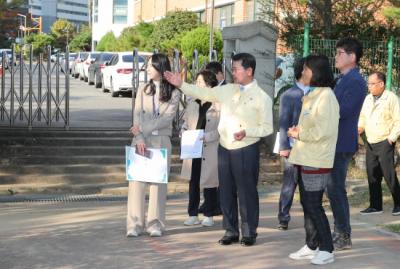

{"left": 80, "top": 53, "right": 88, "bottom": 59}
{"left": 90, "top": 53, "right": 100, "bottom": 59}
{"left": 122, "top": 55, "right": 133, "bottom": 62}
{"left": 100, "top": 54, "right": 114, "bottom": 62}
{"left": 122, "top": 55, "right": 145, "bottom": 63}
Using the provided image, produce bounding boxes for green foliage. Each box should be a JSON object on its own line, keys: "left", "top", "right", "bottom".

{"left": 134, "top": 22, "right": 154, "bottom": 40}
{"left": 114, "top": 22, "right": 154, "bottom": 52}
{"left": 24, "top": 33, "right": 55, "bottom": 55}
{"left": 0, "top": 0, "right": 25, "bottom": 48}
{"left": 50, "top": 19, "right": 76, "bottom": 50}
{"left": 69, "top": 26, "right": 91, "bottom": 52}
{"left": 383, "top": 1, "right": 400, "bottom": 33}
{"left": 180, "top": 25, "right": 223, "bottom": 64}
{"left": 96, "top": 31, "right": 118, "bottom": 51}
{"left": 147, "top": 10, "right": 199, "bottom": 51}
{"left": 116, "top": 27, "right": 144, "bottom": 51}
{"left": 258, "top": 0, "right": 390, "bottom": 43}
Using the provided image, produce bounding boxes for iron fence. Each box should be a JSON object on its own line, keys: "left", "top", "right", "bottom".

{"left": 0, "top": 44, "right": 69, "bottom": 129}
{"left": 289, "top": 36, "right": 400, "bottom": 93}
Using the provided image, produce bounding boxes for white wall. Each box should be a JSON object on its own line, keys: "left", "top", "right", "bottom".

{"left": 92, "top": 0, "right": 134, "bottom": 50}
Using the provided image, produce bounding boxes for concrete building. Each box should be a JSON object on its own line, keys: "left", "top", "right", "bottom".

{"left": 92, "top": 0, "right": 135, "bottom": 50}
{"left": 133, "top": 0, "right": 275, "bottom": 28}
{"left": 91, "top": 0, "right": 276, "bottom": 50}
{"left": 134, "top": 0, "right": 275, "bottom": 28}
{"left": 28, "top": 0, "right": 89, "bottom": 33}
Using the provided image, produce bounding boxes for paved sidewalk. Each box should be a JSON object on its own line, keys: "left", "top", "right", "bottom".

{"left": 1, "top": 191, "right": 399, "bottom": 269}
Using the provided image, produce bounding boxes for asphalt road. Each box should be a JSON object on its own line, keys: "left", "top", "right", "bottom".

{"left": 1, "top": 192, "right": 400, "bottom": 269}
{"left": 0, "top": 62, "right": 133, "bottom": 129}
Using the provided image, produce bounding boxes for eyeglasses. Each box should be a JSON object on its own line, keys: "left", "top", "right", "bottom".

{"left": 367, "top": 81, "right": 383, "bottom": 86}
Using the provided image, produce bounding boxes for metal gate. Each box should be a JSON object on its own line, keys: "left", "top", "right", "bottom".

{"left": 0, "top": 45, "right": 69, "bottom": 129}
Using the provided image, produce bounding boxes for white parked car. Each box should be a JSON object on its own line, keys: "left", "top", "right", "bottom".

{"left": 101, "top": 52, "right": 148, "bottom": 97}
{"left": 72, "top": 51, "right": 89, "bottom": 78}
{"left": 79, "top": 52, "right": 100, "bottom": 82}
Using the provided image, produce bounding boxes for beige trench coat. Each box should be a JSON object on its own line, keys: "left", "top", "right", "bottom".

{"left": 180, "top": 99, "right": 220, "bottom": 188}
{"left": 127, "top": 84, "right": 181, "bottom": 232}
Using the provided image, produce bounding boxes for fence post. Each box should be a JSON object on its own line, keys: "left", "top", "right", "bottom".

{"left": 303, "top": 22, "right": 310, "bottom": 57}
{"left": 131, "top": 48, "right": 139, "bottom": 127}
{"left": 386, "top": 36, "right": 394, "bottom": 91}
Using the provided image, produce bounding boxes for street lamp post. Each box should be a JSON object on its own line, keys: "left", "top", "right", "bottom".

{"left": 17, "top": 13, "right": 27, "bottom": 43}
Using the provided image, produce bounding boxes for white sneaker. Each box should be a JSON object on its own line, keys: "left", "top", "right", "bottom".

{"left": 289, "top": 245, "right": 318, "bottom": 260}
{"left": 311, "top": 251, "right": 334, "bottom": 265}
{"left": 184, "top": 216, "right": 200, "bottom": 226}
{"left": 149, "top": 229, "right": 162, "bottom": 237}
{"left": 126, "top": 227, "right": 140, "bottom": 237}
{"left": 201, "top": 217, "right": 214, "bottom": 227}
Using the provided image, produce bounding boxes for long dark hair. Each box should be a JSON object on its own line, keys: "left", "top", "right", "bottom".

{"left": 144, "top": 53, "right": 175, "bottom": 102}
{"left": 304, "top": 55, "right": 334, "bottom": 88}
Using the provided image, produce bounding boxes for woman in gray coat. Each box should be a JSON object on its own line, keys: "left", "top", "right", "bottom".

{"left": 127, "top": 53, "right": 181, "bottom": 237}
{"left": 181, "top": 70, "right": 220, "bottom": 227}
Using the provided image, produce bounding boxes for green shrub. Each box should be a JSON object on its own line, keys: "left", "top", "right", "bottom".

{"left": 69, "top": 26, "right": 91, "bottom": 52}
{"left": 180, "top": 25, "right": 223, "bottom": 65}
{"left": 147, "top": 10, "right": 199, "bottom": 51}
{"left": 96, "top": 31, "right": 118, "bottom": 51}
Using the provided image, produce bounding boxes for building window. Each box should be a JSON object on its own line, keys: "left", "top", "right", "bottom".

{"left": 113, "top": 0, "right": 128, "bottom": 24}
{"left": 215, "top": 4, "right": 234, "bottom": 29}
{"left": 197, "top": 10, "right": 206, "bottom": 24}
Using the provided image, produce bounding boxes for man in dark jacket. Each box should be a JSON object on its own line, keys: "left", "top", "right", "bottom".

{"left": 328, "top": 37, "right": 367, "bottom": 250}
{"left": 277, "top": 57, "right": 307, "bottom": 230}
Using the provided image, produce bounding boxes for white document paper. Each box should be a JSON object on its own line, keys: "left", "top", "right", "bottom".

{"left": 180, "top": 129, "right": 204, "bottom": 159}
{"left": 273, "top": 132, "right": 280, "bottom": 154}
{"left": 125, "top": 146, "right": 168, "bottom": 184}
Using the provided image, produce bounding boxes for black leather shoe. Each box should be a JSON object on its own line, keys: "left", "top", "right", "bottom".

{"left": 218, "top": 235, "right": 239, "bottom": 245}
{"left": 212, "top": 207, "right": 222, "bottom": 216}
{"left": 240, "top": 236, "right": 256, "bottom": 246}
{"left": 277, "top": 222, "right": 288, "bottom": 230}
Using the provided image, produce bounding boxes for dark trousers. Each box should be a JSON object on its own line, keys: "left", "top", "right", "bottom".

{"left": 366, "top": 140, "right": 400, "bottom": 210}
{"left": 327, "top": 152, "right": 353, "bottom": 234}
{"left": 278, "top": 157, "right": 297, "bottom": 224}
{"left": 298, "top": 168, "right": 334, "bottom": 252}
{"left": 218, "top": 143, "right": 260, "bottom": 238}
{"left": 188, "top": 158, "right": 218, "bottom": 217}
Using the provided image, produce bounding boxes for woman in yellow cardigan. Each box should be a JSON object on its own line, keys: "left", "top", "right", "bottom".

{"left": 287, "top": 55, "right": 339, "bottom": 265}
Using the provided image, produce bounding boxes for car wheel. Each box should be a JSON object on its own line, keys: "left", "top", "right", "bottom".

{"left": 110, "top": 78, "right": 119, "bottom": 97}
{"left": 94, "top": 73, "right": 100, "bottom": 88}
{"left": 88, "top": 73, "right": 94, "bottom": 85}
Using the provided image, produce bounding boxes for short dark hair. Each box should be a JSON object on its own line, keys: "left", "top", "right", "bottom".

{"left": 336, "top": 37, "right": 363, "bottom": 64}
{"left": 294, "top": 57, "right": 306, "bottom": 81}
{"left": 232, "top": 53, "right": 256, "bottom": 76}
{"left": 196, "top": 69, "right": 218, "bottom": 88}
{"left": 205, "top": 61, "right": 223, "bottom": 75}
{"left": 370, "top": 71, "right": 386, "bottom": 85}
{"left": 304, "top": 55, "right": 334, "bottom": 88}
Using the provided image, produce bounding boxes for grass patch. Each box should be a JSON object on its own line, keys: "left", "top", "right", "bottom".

{"left": 384, "top": 224, "right": 400, "bottom": 234}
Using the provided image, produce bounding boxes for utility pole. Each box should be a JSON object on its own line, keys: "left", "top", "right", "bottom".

{"left": 208, "top": 0, "right": 215, "bottom": 61}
